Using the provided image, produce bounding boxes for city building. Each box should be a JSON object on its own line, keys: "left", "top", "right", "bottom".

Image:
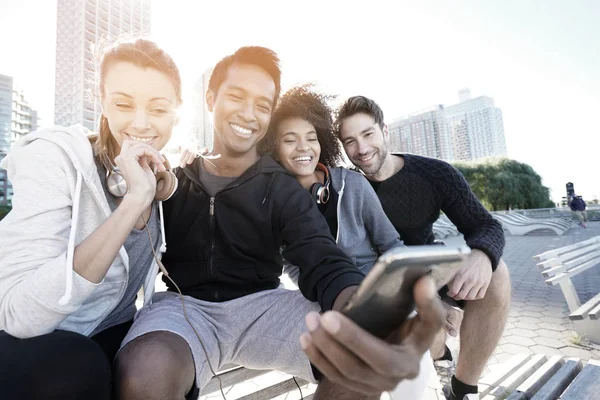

{"left": 190, "top": 67, "right": 214, "bottom": 149}
{"left": 54, "top": 0, "right": 151, "bottom": 130}
{"left": 443, "top": 89, "right": 507, "bottom": 162}
{"left": 388, "top": 105, "right": 452, "bottom": 160}
{"left": 388, "top": 89, "right": 507, "bottom": 162}
{"left": 0, "top": 74, "right": 12, "bottom": 157}
{"left": 0, "top": 74, "right": 39, "bottom": 205}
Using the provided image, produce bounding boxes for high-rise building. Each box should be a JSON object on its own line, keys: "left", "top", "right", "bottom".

{"left": 0, "top": 74, "right": 12, "bottom": 207}
{"left": 388, "top": 105, "right": 452, "bottom": 160}
{"left": 0, "top": 74, "right": 39, "bottom": 205}
{"left": 0, "top": 75, "right": 13, "bottom": 156}
{"left": 11, "top": 88, "right": 39, "bottom": 146}
{"left": 54, "top": 0, "right": 151, "bottom": 131}
{"left": 190, "top": 67, "right": 214, "bottom": 149}
{"left": 388, "top": 89, "right": 507, "bottom": 162}
{"left": 444, "top": 89, "right": 507, "bottom": 162}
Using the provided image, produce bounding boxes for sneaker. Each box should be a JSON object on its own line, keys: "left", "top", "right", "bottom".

{"left": 442, "top": 385, "right": 479, "bottom": 400}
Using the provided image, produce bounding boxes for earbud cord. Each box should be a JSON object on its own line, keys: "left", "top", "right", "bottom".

{"left": 141, "top": 215, "right": 227, "bottom": 400}
{"left": 141, "top": 210, "right": 305, "bottom": 400}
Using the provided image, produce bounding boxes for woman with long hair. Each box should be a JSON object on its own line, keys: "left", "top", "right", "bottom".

{"left": 0, "top": 38, "right": 182, "bottom": 399}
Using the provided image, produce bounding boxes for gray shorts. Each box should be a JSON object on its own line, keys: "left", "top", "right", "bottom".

{"left": 120, "top": 288, "right": 321, "bottom": 391}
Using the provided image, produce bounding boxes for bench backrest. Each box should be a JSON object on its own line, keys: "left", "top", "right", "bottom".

{"left": 534, "top": 236, "right": 600, "bottom": 286}
{"left": 535, "top": 236, "right": 600, "bottom": 262}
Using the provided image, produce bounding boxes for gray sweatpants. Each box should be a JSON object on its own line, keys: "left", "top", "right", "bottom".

{"left": 121, "top": 288, "right": 321, "bottom": 391}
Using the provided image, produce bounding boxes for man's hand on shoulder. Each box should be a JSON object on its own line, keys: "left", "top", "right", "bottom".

{"left": 300, "top": 277, "right": 444, "bottom": 396}
{"left": 447, "top": 249, "right": 492, "bottom": 301}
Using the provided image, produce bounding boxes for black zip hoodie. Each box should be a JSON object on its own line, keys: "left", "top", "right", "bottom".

{"left": 161, "top": 155, "right": 365, "bottom": 311}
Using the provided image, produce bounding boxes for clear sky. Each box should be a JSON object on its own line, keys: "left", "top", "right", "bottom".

{"left": 1, "top": 0, "right": 598, "bottom": 202}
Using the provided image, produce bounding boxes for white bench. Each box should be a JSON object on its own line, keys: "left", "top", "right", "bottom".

{"left": 480, "top": 354, "right": 600, "bottom": 400}
{"left": 433, "top": 214, "right": 459, "bottom": 239}
{"left": 201, "top": 365, "right": 314, "bottom": 399}
{"left": 493, "top": 213, "right": 572, "bottom": 236}
{"left": 534, "top": 236, "right": 600, "bottom": 344}
{"left": 200, "top": 355, "right": 600, "bottom": 399}
{"left": 506, "top": 213, "right": 572, "bottom": 230}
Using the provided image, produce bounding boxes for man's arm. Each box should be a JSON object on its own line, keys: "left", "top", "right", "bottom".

{"left": 436, "top": 162, "right": 505, "bottom": 300}
{"left": 437, "top": 163, "right": 505, "bottom": 270}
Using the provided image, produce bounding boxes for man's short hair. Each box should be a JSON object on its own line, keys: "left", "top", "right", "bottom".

{"left": 334, "top": 95, "right": 385, "bottom": 137}
{"left": 208, "top": 46, "right": 282, "bottom": 106}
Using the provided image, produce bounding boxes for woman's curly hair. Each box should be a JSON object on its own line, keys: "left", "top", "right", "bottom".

{"left": 264, "top": 83, "right": 344, "bottom": 168}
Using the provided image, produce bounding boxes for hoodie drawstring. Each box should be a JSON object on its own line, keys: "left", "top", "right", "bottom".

{"left": 158, "top": 201, "right": 167, "bottom": 253}
{"left": 261, "top": 173, "right": 278, "bottom": 204}
{"left": 59, "top": 171, "right": 83, "bottom": 306}
{"left": 335, "top": 170, "right": 346, "bottom": 243}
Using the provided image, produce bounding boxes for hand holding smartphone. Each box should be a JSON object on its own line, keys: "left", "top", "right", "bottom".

{"left": 342, "top": 245, "right": 470, "bottom": 338}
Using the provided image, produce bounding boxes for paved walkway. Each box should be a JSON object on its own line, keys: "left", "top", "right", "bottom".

{"left": 427, "top": 221, "right": 600, "bottom": 399}
{"left": 449, "top": 221, "right": 600, "bottom": 368}
{"left": 199, "top": 221, "right": 600, "bottom": 399}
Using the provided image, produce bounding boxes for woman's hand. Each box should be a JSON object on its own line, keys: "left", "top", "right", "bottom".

{"left": 178, "top": 144, "right": 221, "bottom": 168}
{"left": 114, "top": 140, "right": 166, "bottom": 207}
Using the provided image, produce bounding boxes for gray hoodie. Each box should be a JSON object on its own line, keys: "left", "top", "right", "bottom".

{"left": 284, "top": 167, "right": 403, "bottom": 282}
{"left": 0, "top": 125, "right": 164, "bottom": 338}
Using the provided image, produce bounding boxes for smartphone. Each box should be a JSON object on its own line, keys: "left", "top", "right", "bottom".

{"left": 341, "top": 245, "right": 470, "bottom": 338}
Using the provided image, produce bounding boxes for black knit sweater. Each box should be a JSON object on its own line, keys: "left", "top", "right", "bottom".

{"left": 369, "top": 154, "right": 505, "bottom": 270}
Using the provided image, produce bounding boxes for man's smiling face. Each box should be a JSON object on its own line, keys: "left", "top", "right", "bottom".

{"left": 207, "top": 63, "right": 276, "bottom": 157}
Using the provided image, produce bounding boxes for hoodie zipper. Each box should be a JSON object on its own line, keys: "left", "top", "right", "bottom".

{"left": 208, "top": 196, "right": 218, "bottom": 301}
{"left": 183, "top": 159, "right": 268, "bottom": 302}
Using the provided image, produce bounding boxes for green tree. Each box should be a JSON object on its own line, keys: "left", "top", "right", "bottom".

{"left": 454, "top": 158, "right": 554, "bottom": 211}
{"left": 0, "top": 205, "right": 10, "bottom": 221}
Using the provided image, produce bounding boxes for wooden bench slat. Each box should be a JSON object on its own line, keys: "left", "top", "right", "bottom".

{"left": 563, "top": 254, "right": 600, "bottom": 276}
{"left": 236, "top": 378, "right": 308, "bottom": 400}
{"left": 506, "top": 356, "right": 564, "bottom": 400}
{"left": 536, "top": 258, "right": 561, "bottom": 270}
{"left": 562, "top": 248, "right": 600, "bottom": 269}
{"left": 530, "top": 358, "right": 583, "bottom": 400}
{"left": 558, "top": 359, "right": 600, "bottom": 400}
{"left": 541, "top": 264, "right": 566, "bottom": 277}
{"left": 479, "top": 354, "right": 531, "bottom": 397}
{"left": 541, "top": 249, "right": 600, "bottom": 277}
{"left": 589, "top": 302, "right": 600, "bottom": 320}
{"left": 485, "top": 354, "right": 548, "bottom": 399}
{"left": 545, "top": 256, "right": 600, "bottom": 285}
{"left": 538, "top": 246, "right": 600, "bottom": 271}
{"left": 559, "top": 245, "right": 600, "bottom": 263}
{"left": 202, "top": 367, "right": 271, "bottom": 395}
{"left": 537, "top": 246, "right": 599, "bottom": 271}
{"left": 569, "top": 293, "right": 600, "bottom": 320}
{"left": 535, "top": 237, "right": 600, "bottom": 261}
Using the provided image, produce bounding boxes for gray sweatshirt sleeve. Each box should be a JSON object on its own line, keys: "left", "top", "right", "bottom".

{"left": 282, "top": 258, "right": 300, "bottom": 287}
{"left": 0, "top": 141, "right": 99, "bottom": 338}
{"left": 350, "top": 172, "right": 404, "bottom": 254}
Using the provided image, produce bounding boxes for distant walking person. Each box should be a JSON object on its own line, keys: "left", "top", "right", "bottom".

{"left": 569, "top": 195, "right": 588, "bottom": 227}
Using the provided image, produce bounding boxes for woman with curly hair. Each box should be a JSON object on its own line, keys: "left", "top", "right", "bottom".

{"left": 268, "top": 84, "right": 404, "bottom": 279}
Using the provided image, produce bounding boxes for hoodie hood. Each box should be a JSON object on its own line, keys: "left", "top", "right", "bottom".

{"left": 181, "top": 154, "right": 292, "bottom": 205}
{"left": 182, "top": 153, "right": 290, "bottom": 181}
{"left": 329, "top": 166, "right": 348, "bottom": 193}
{"left": 3, "top": 126, "right": 105, "bottom": 306}
{"left": 2, "top": 125, "right": 98, "bottom": 182}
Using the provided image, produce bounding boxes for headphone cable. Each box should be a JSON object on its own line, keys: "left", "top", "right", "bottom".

{"left": 142, "top": 216, "right": 227, "bottom": 400}
{"left": 142, "top": 213, "right": 305, "bottom": 400}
